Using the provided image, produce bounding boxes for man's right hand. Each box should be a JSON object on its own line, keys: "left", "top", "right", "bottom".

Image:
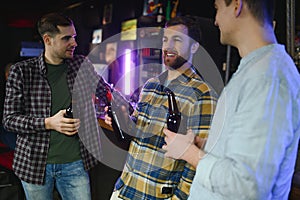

{"left": 45, "top": 110, "right": 80, "bottom": 136}
{"left": 104, "top": 106, "right": 112, "bottom": 126}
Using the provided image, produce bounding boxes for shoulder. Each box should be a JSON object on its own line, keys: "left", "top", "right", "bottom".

{"left": 188, "top": 75, "right": 218, "bottom": 99}
{"left": 68, "top": 54, "right": 89, "bottom": 65}
{"left": 65, "top": 55, "right": 95, "bottom": 71}
{"left": 11, "top": 57, "right": 40, "bottom": 72}
{"left": 142, "top": 76, "right": 160, "bottom": 88}
{"left": 73, "top": 54, "right": 87, "bottom": 61}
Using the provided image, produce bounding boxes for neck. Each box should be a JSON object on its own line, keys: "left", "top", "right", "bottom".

{"left": 44, "top": 50, "right": 64, "bottom": 65}
{"left": 236, "top": 22, "right": 277, "bottom": 58}
{"left": 167, "top": 62, "right": 191, "bottom": 80}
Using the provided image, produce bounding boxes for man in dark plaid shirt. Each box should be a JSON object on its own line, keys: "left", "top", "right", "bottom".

{"left": 2, "top": 12, "right": 112, "bottom": 200}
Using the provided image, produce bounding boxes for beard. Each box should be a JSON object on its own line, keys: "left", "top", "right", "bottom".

{"left": 65, "top": 49, "right": 75, "bottom": 59}
{"left": 163, "top": 52, "right": 188, "bottom": 70}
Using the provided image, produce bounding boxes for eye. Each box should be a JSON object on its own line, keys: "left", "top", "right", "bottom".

{"left": 173, "top": 36, "right": 182, "bottom": 42}
{"left": 62, "top": 35, "right": 76, "bottom": 41}
{"left": 62, "top": 36, "right": 70, "bottom": 41}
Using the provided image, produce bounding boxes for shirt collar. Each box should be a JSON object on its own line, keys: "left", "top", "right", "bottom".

{"left": 158, "top": 65, "right": 199, "bottom": 85}
{"left": 236, "top": 44, "right": 282, "bottom": 75}
{"left": 38, "top": 52, "right": 47, "bottom": 75}
{"left": 39, "top": 52, "right": 72, "bottom": 75}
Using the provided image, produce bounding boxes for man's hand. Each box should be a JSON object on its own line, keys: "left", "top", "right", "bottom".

{"left": 162, "top": 129, "right": 195, "bottom": 160}
{"left": 104, "top": 105, "right": 130, "bottom": 130}
{"left": 104, "top": 106, "right": 112, "bottom": 126}
{"left": 194, "top": 135, "right": 207, "bottom": 150}
{"left": 45, "top": 110, "right": 80, "bottom": 136}
{"left": 162, "top": 129, "right": 206, "bottom": 168}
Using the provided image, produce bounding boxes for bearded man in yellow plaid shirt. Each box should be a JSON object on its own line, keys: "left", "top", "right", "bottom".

{"left": 107, "top": 15, "right": 219, "bottom": 199}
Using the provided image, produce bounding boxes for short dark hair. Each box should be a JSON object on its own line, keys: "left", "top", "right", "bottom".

{"left": 165, "top": 15, "right": 203, "bottom": 45}
{"left": 37, "top": 12, "right": 74, "bottom": 37}
{"left": 224, "top": 0, "right": 275, "bottom": 26}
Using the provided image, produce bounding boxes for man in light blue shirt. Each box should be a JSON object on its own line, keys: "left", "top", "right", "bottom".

{"left": 162, "top": 0, "right": 300, "bottom": 199}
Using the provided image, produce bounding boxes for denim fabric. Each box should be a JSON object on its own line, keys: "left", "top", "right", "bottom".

{"left": 21, "top": 160, "right": 91, "bottom": 200}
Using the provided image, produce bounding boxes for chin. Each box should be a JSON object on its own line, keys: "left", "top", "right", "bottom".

{"left": 220, "top": 37, "right": 226, "bottom": 45}
{"left": 65, "top": 54, "right": 74, "bottom": 59}
{"left": 220, "top": 35, "right": 231, "bottom": 46}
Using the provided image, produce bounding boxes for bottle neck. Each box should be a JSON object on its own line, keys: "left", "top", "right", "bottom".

{"left": 167, "top": 91, "right": 179, "bottom": 114}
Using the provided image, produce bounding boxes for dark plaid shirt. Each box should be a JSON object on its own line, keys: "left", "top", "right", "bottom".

{"left": 2, "top": 53, "right": 110, "bottom": 184}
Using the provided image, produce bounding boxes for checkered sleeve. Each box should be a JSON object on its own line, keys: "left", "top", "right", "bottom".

{"left": 172, "top": 89, "right": 217, "bottom": 199}
{"left": 3, "top": 63, "right": 48, "bottom": 133}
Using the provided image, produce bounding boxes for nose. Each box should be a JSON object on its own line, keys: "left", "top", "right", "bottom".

{"left": 214, "top": 15, "right": 219, "bottom": 27}
{"left": 70, "top": 37, "right": 77, "bottom": 47}
{"left": 162, "top": 40, "right": 174, "bottom": 51}
{"left": 214, "top": 19, "right": 218, "bottom": 27}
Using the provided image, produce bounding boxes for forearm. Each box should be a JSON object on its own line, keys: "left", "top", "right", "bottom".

{"left": 3, "top": 114, "right": 45, "bottom": 134}
{"left": 196, "top": 154, "right": 258, "bottom": 198}
{"left": 3, "top": 91, "right": 46, "bottom": 134}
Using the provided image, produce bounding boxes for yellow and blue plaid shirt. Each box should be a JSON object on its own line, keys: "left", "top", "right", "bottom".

{"left": 115, "top": 66, "right": 218, "bottom": 199}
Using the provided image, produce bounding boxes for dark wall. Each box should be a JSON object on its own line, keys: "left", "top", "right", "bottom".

{"left": 0, "top": 0, "right": 218, "bottom": 62}
{"left": 0, "top": 25, "right": 37, "bottom": 67}
{"left": 0, "top": 0, "right": 296, "bottom": 69}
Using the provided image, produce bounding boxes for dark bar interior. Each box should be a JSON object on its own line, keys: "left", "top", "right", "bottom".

{"left": 0, "top": 0, "right": 299, "bottom": 200}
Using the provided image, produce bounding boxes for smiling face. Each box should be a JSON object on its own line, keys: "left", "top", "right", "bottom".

{"left": 162, "top": 24, "right": 193, "bottom": 70}
{"left": 44, "top": 25, "right": 77, "bottom": 63}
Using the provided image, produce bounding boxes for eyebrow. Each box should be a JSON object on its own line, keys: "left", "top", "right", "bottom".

{"left": 61, "top": 34, "right": 76, "bottom": 39}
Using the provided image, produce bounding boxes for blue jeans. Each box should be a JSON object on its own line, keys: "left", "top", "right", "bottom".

{"left": 21, "top": 160, "right": 91, "bottom": 200}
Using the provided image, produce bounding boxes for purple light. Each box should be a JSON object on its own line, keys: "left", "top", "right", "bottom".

{"left": 124, "top": 49, "right": 131, "bottom": 95}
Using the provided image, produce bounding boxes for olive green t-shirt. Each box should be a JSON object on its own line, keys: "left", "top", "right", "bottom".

{"left": 46, "top": 62, "right": 81, "bottom": 163}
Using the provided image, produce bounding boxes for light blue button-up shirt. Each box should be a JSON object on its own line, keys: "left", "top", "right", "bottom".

{"left": 189, "top": 44, "right": 300, "bottom": 200}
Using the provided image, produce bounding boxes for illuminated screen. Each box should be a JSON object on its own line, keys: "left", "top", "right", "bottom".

{"left": 92, "top": 29, "right": 102, "bottom": 44}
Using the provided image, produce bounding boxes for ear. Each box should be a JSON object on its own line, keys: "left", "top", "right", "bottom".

{"left": 191, "top": 42, "right": 199, "bottom": 54}
{"left": 43, "top": 34, "right": 51, "bottom": 46}
{"left": 235, "top": 0, "right": 243, "bottom": 17}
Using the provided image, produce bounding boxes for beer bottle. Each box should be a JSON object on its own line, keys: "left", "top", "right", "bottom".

{"left": 64, "top": 101, "right": 73, "bottom": 118}
{"left": 106, "top": 90, "right": 126, "bottom": 140}
{"left": 166, "top": 90, "right": 181, "bottom": 133}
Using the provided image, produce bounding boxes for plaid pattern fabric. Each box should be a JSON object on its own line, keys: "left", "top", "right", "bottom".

{"left": 116, "top": 67, "right": 218, "bottom": 199}
{"left": 3, "top": 53, "right": 108, "bottom": 184}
